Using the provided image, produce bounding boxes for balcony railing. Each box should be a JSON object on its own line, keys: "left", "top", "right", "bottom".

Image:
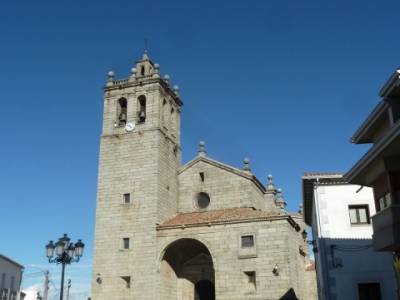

{"left": 372, "top": 204, "right": 400, "bottom": 251}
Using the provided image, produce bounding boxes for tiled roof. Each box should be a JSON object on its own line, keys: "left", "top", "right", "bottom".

{"left": 158, "top": 207, "right": 283, "bottom": 228}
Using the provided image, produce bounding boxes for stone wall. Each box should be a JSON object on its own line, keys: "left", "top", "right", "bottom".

{"left": 157, "top": 217, "right": 308, "bottom": 300}
{"left": 178, "top": 158, "right": 277, "bottom": 213}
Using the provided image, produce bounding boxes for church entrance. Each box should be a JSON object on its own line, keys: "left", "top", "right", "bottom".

{"left": 160, "top": 238, "right": 215, "bottom": 300}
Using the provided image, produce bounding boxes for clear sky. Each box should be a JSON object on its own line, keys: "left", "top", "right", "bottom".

{"left": 1, "top": 0, "right": 399, "bottom": 298}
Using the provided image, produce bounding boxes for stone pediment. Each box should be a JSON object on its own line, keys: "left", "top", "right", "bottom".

{"left": 178, "top": 156, "right": 265, "bottom": 193}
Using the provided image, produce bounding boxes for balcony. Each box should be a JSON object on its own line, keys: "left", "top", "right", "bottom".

{"left": 372, "top": 205, "right": 400, "bottom": 251}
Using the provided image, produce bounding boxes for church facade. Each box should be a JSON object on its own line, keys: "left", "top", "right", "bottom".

{"left": 92, "top": 52, "right": 316, "bottom": 300}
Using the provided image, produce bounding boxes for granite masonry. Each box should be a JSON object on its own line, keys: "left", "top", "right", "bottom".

{"left": 91, "top": 52, "right": 316, "bottom": 300}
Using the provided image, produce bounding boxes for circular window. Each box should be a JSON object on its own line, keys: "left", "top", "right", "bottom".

{"left": 196, "top": 192, "right": 210, "bottom": 209}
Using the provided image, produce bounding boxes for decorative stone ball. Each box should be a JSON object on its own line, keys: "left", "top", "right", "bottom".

{"left": 107, "top": 71, "right": 114, "bottom": 77}
{"left": 154, "top": 63, "right": 160, "bottom": 69}
{"left": 131, "top": 68, "right": 136, "bottom": 74}
{"left": 199, "top": 141, "right": 205, "bottom": 147}
{"left": 268, "top": 174, "right": 273, "bottom": 180}
{"left": 244, "top": 158, "right": 250, "bottom": 164}
{"left": 173, "top": 85, "right": 179, "bottom": 91}
{"left": 164, "top": 74, "right": 170, "bottom": 80}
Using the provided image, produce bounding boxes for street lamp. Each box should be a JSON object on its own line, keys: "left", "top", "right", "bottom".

{"left": 45, "top": 234, "right": 85, "bottom": 300}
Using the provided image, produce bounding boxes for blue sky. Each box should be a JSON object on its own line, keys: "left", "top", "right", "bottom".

{"left": 1, "top": 0, "right": 399, "bottom": 298}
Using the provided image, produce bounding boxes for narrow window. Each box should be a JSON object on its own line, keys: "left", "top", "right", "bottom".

{"left": 378, "top": 193, "right": 392, "bottom": 211}
{"left": 241, "top": 235, "right": 254, "bottom": 248}
{"left": 141, "top": 66, "right": 145, "bottom": 76}
{"left": 349, "top": 205, "right": 370, "bottom": 225}
{"left": 10, "top": 276, "right": 14, "bottom": 298}
{"left": 123, "top": 238, "right": 130, "bottom": 249}
{"left": 170, "top": 107, "right": 175, "bottom": 134}
{"left": 123, "top": 193, "right": 131, "bottom": 204}
{"left": 199, "top": 172, "right": 205, "bottom": 182}
{"left": 121, "top": 276, "right": 131, "bottom": 288}
{"left": 1, "top": 273, "right": 5, "bottom": 292}
{"left": 118, "top": 98, "right": 128, "bottom": 126}
{"left": 162, "top": 99, "right": 169, "bottom": 128}
{"left": 358, "top": 282, "right": 381, "bottom": 300}
{"left": 138, "top": 95, "right": 146, "bottom": 123}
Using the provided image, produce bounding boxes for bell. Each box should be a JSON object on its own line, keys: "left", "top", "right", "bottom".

{"left": 119, "top": 112, "right": 127, "bottom": 122}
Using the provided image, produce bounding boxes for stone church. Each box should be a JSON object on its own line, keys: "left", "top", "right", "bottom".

{"left": 92, "top": 52, "right": 316, "bottom": 300}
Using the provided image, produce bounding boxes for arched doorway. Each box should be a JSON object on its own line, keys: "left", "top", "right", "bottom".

{"left": 195, "top": 280, "right": 215, "bottom": 300}
{"left": 160, "top": 238, "right": 215, "bottom": 300}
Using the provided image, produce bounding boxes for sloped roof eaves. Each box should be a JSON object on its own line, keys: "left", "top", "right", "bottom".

{"left": 350, "top": 101, "right": 389, "bottom": 144}
{"left": 0, "top": 254, "right": 24, "bottom": 269}
{"left": 379, "top": 69, "right": 400, "bottom": 97}
{"left": 302, "top": 173, "right": 346, "bottom": 226}
{"left": 157, "top": 211, "right": 298, "bottom": 231}
{"left": 346, "top": 120, "right": 400, "bottom": 184}
{"left": 178, "top": 156, "right": 266, "bottom": 193}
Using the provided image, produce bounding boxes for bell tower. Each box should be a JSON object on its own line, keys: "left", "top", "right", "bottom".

{"left": 92, "top": 52, "right": 182, "bottom": 300}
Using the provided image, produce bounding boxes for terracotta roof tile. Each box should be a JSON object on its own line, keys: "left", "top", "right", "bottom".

{"left": 158, "top": 207, "right": 280, "bottom": 227}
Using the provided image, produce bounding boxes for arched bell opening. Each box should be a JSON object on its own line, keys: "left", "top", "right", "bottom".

{"left": 117, "top": 98, "right": 127, "bottom": 126}
{"left": 160, "top": 238, "right": 215, "bottom": 300}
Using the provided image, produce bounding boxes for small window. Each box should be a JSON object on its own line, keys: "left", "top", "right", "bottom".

{"left": 123, "top": 238, "right": 130, "bottom": 249}
{"left": 141, "top": 66, "right": 145, "bottom": 76}
{"left": 196, "top": 192, "right": 210, "bottom": 209}
{"left": 378, "top": 193, "right": 391, "bottom": 211}
{"left": 358, "top": 282, "right": 381, "bottom": 300}
{"left": 241, "top": 235, "right": 254, "bottom": 248}
{"left": 162, "top": 99, "right": 168, "bottom": 128}
{"left": 170, "top": 108, "right": 176, "bottom": 133}
{"left": 349, "top": 205, "right": 370, "bottom": 225}
{"left": 199, "top": 172, "right": 205, "bottom": 182}
{"left": 244, "top": 271, "right": 256, "bottom": 288}
{"left": 121, "top": 276, "right": 131, "bottom": 288}
{"left": 123, "top": 193, "right": 131, "bottom": 204}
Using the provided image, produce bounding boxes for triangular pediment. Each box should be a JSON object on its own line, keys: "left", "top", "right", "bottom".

{"left": 179, "top": 156, "right": 265, "bottom": 193}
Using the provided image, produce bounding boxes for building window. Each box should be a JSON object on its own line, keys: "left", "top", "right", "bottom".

{"left": 123, "top": 193, "right": 131, "bottom": 204}
{"left": 162, "top": 99, "right": 168, "bottom": 128}
{"left": 244, "top": 271, "right": 256, "bottom": 288}
{"left": 118, "top": 98, "right": 128, "bottom": 126}
{"left": 378, "top": 193, "right": 391, "bottom": 211}
{"left": 199, "top": 172, "right": 205, "bottom": 182}
{"left": 121, "top": 276, "right": 131, "bottom": 288}
{"left": 1, "top": 273, "right": 5, "bottom": 291}
{"left": 123, "top": 238, "right": 130, "bottom": 249}
{"left": 349, "top": 205, "right": 370, "bottom": 225}
{"left": 141, "top": 66, "right": 145, "bottom": 76}
{"left": 170, "top": 107, "right": 176, "bottom": 134}
{"left": 196, "top": 192, "right": 210, "bottom": 209}
{"left": 138, "top": 95, "right": 146, "bottom": 123}
{"left": 241, "top": 235, "right": 254, "bottom": 248}
{"left": 358, "top": 282, "right": 381, "bottom": 300}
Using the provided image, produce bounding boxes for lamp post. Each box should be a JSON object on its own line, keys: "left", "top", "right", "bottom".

{"left": 45, "top": 234, "right": 85, "bottom": 300}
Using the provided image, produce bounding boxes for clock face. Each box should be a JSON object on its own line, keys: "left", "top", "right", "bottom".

{"left": 125, "top": 122, "right": 135, "bottom": 132}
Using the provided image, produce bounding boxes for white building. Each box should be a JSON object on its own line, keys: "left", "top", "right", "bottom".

{"left": 0, "top": 254, "right": 24, "bottom": 300}
{"left": 302, "top": 173, "right": 397, "bottom": 300}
